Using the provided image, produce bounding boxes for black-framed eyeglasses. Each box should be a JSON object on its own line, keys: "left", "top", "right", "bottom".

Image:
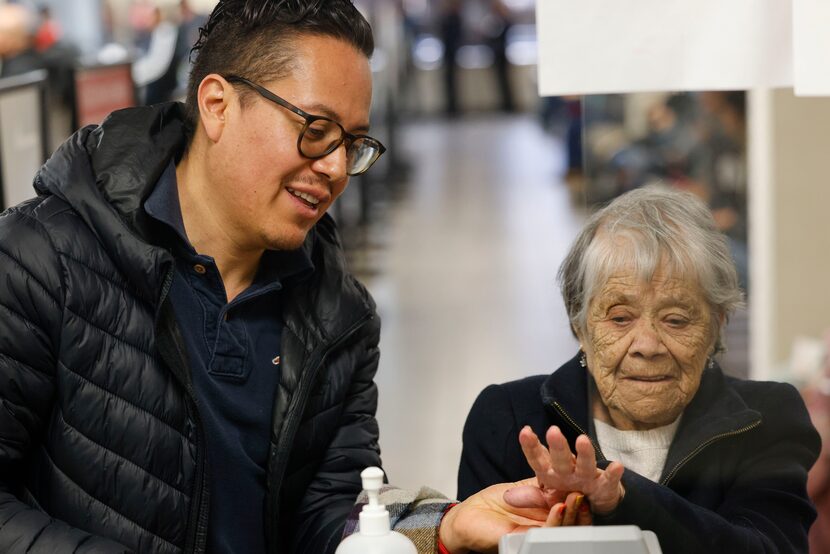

{"left": 225, "top": 75, "right": 386, "bottom": 176}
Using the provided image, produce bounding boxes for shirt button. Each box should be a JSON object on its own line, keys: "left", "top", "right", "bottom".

{"left": 193, "top": 264, "right": 207, "bottom": 275}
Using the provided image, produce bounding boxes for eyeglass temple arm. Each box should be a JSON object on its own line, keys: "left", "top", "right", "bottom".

{"left": 225, "top": 75, "right": 310, "bottom": 120}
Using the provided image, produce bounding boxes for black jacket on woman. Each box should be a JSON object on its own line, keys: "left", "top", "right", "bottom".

{"left": 0, "top": 103, "right": 381, "bottom": 553}
{"left": 458, "top": 355, "right": 820, "bottom": 553}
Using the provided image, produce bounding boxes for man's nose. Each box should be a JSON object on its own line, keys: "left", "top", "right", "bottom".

{"left": 310, "top": 142, "right": 348, "bottom": 181}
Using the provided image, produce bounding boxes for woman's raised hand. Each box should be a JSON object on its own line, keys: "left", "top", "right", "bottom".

{"left": 506, "top": 425, "right": 625, "bottom": 516}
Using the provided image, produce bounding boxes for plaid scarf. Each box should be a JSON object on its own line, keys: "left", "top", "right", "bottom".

{"left": 343, "top": 485, "right": 453, "bottom": 553}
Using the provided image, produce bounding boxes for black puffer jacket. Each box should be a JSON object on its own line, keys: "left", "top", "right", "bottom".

{"left": 0, "top": 103, "right": 381, "bottom": 554}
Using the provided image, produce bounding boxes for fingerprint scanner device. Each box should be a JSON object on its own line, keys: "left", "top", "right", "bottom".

{"left": 499, "top": 525, "right": 662, "bottom": 554}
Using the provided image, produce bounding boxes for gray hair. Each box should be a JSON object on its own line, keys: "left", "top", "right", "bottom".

{"left": 558, "top": 185, "right": 744, "bottom": 353}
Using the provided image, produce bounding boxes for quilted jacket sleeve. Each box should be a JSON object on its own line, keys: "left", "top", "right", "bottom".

{"left": 0, "top": 206, "right": 130, "bottom": 553}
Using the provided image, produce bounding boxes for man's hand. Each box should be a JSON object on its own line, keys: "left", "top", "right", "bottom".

{"left": 438, "top": 478, "right": 550, "bottom": 554}
{"left": 508, "top": 425, "right": 625, "bottom": 515}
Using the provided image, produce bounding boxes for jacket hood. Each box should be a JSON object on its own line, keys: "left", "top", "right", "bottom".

{"left": 35, "top": 102, "right": 187, "bottom": 303}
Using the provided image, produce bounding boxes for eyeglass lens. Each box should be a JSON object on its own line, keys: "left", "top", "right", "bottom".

{"left": 301, "top": 119, "right": 380, "bottom": 175}
{"left": 347, "top": 140, "right": 381, "bottom": 175}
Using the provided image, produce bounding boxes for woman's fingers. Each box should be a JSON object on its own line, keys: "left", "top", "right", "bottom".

{"left": 599, "top": 461, "right": 625, "bottom": 493}
{"left": 519, "top": 425, "right": 625, "bottom": 517}
{"left": 546, "top": 426, "right": 575, "bottom": 476}
{"left": 573, "top": 435, "right": 597, "bottom": 479}
{"left": 519, "top": 426, "right": 554, "bottom": 479}
{"left": 589, "top": 461, "right": 626, "bottom": 515}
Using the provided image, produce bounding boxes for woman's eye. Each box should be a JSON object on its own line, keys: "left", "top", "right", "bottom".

{"left": 610, "top": 316, "right": 630, "bottom": 324}
{"left": 665, "top": 317, "right": 689, "bottom": 328}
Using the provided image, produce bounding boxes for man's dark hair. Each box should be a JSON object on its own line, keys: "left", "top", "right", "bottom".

{"left": 184, "top": 0, "right": 374, "bottom": 143}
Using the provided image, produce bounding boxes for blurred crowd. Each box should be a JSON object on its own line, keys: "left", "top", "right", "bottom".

{"left": 1, "top": 1, "right": 749, "bottom": 274}
{"left": 0, "top": 0, "right": 207, "bottom": 107}
{"left": 0, "top": 3, "right": 76, "bottom": 97}
{"left": 124, "top": 0, "right": 206, "bottom": 104}
{"left": 546, "top": 91, "right": 750, "bottom": 290}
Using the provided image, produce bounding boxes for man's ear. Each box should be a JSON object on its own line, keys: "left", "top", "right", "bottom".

{"left": 198, "top": 74, "right": 231, "bottom": 143}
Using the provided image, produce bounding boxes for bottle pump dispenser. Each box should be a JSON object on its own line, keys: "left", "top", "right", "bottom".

{"left": 335, "top": 467, "right": 417, "bottom": 554}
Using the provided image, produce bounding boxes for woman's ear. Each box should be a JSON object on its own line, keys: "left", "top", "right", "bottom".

{"left": 198, "top": 74, "right": 231, "bottom": 143}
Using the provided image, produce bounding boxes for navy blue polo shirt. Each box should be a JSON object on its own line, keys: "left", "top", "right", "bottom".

{"left": 145, "top": 162, "right": 313, "bottom": 553}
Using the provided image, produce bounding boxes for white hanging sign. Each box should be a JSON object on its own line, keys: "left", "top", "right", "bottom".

{"left": 536, "top": 0, "right": 796, "bottom": 96}
{"left": 793, "top": 0, "right": 830, "bottom": 96}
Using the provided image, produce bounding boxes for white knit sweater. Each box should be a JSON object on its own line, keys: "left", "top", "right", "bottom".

{"left": 594, "top": 416, "right": 682, "bottom": 482}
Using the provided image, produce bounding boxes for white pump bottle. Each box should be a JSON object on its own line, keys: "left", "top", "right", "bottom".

{"left": 335, "top": 467, "right": 418, "bottom": 554}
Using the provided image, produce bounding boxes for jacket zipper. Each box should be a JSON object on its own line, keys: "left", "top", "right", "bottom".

{"left": 660, "top": 419, "right": 761, "bottom": 486}
{"left": 268, "top": 312, "right": 375, "bottom": 549}
{"left": 551, "top": 401, "right": 607, "bottom": 461}
{"left": 554, "top": 401, "right": 762, "bottom": 487}
{"left": 155, "top": 268, "right": 210, "bottom": 554}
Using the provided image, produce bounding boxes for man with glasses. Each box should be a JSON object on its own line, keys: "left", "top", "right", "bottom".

{"left": 0, "top": 1, "right": 551, "bottom": 553}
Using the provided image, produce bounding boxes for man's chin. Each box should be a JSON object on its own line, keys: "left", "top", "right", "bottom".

{"left": 264, "top": 228, "right": 310, "bottom": 251}
{"left": 265, "top": 238, "right": 304, "bottom": 251}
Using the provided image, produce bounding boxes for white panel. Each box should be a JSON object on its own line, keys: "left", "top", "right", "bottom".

{"left": 536, "top": 0, "right": 793, "bottom": 96}
{"left": 793, "top": 0, "right": 830, "bottom": 96}
{"left": 0, "top": 88, "right": 42, "bottom": 208}
{"left": 747, "top": 89, "right": 775, "bottom": 379}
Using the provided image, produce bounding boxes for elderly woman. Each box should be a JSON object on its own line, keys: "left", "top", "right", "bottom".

{"left": 457, "top": 186, "right": 820, "bottom": 553}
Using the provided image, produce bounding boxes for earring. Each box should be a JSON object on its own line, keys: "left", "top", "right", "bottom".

{"left": 579, "top": 353, "right": 587, "bottom": 367}
{"left": 707, "top": 357, "right": 715, "bottom": 369}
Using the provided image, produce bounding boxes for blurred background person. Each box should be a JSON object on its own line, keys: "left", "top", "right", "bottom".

{"left": 0, "top": 4, "right": 40, "bottom": 78}
{"left": 34, "top": 5, "right": 61, "bottom": 52}
{"left": 489, "top": 0, "right": 515, "bottom": 112}
{"left": 174, "top": 0, "right": 207, "bottom": 92}
{"left": 128, "top": 0, "right": 157, "bottom": 52}
{"left": 0, "top": 3, "right": 77, "bottom": 109}
{"left": 438, "top": 0, "right": 463, "bottom": 115}
{"left": 131, "top": 3, "right": 181, "bottom": 104}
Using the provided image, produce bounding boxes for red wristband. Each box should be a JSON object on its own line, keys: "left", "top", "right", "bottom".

{"left": 437, "top": 503, "right": 459, "bottom": 554}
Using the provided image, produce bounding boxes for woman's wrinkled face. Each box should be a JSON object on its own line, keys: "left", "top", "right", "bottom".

{"left": 578, "top": 262, "right": 718, "bottom": 430}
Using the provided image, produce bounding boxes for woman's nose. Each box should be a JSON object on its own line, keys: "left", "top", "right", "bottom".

{"left": 628, "top": 318, "right": 668, "bottom": 358}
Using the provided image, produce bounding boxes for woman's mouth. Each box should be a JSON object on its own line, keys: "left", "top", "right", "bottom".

{"left": 629, "top": 375, "right": 671, "bottom": 381}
